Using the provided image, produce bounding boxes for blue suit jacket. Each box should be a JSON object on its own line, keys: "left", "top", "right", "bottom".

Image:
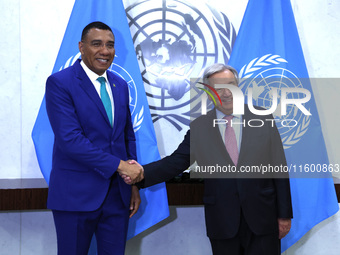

{"left": 45, "top": 59, "right": 136, "bottom": 211}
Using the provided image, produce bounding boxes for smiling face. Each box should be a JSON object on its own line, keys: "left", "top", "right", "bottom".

{"left": 208, "top": 69, "right": 238, "bottom": 115}
{"left": 78, "top": 28, "right": 115, "bottom": 75}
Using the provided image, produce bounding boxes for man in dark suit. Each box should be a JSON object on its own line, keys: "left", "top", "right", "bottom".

{"left": 45, "top": 21, "right": 144, "bottom": 255}
{"left": 125, "top": 63, "right": 293, "bottom": 255}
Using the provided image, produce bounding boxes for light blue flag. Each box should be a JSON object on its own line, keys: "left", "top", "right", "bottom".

{"left": 228, "top": 0, "right": 339, "bottom": 252}
{"left": 31, "top": 0, "right": 169, "bottom": 247}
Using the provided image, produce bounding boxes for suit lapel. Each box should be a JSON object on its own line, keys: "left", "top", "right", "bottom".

{"left": 238, "top": 106, "right": 252, "bottom": 164}
{"left": 205, "top": 110, "right": 233, "bottom": 163}
{"left": 107, "top": 73, "right": 120, "bottom": 133}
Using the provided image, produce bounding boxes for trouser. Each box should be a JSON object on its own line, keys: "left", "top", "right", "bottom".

{"left": 209, "top": 213, "right": 280, "bottom": 255}
{"left": 52, "top": 176, "right": 130, "bottom": 255}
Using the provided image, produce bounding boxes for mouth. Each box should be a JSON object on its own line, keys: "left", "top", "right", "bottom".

{"left": 96, "top": 58, "right": 109, "bottom": 64}
{"left": 222, "top": 98, "right": 233, "bottom": 103}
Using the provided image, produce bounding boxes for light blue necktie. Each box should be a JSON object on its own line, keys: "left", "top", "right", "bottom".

{"left": 97, "top": 77, "right": 113, "bottom": 126}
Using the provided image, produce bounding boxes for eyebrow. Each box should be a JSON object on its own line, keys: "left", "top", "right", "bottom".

{"left": 90, "top": 39, "right": 115, "bottom": 44}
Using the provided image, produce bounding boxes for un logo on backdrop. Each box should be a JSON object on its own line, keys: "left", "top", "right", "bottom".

{"left": 126, "top": 0, "right": 236, "bottom": 130}
{"left": 239, "top": 54, "right": 311, "bottom": 149}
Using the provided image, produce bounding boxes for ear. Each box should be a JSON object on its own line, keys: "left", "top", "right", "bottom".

{"left": 78, "top": 41, "right": 84, "bottom": 54}
{"left": 205, "top": 89, "right": 214, "bottom": 101}
{"left": 207, "top": 92, "right": 213, "bottom": 102}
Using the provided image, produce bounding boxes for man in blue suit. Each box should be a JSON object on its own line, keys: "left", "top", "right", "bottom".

{"left": 45, "top": 22, "right": 144, "bottom": 255}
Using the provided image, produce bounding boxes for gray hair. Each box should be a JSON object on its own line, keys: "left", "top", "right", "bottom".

{"left": 202, "top": 63, "right": 239, "bottom": 85}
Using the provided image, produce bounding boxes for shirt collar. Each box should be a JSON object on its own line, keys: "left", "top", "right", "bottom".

{"left": 80, "top": 60, "right": 109, "bottom": 84}
{"left": 215, "top": 108, "right": 241, "bottom": 120}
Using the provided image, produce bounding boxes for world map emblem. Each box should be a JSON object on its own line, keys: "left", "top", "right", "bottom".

{"left": 126, "top": 0, "right": 236, "bottom": 130}
{"left": 238, "top": 54, "right": 311, "bottom": 149}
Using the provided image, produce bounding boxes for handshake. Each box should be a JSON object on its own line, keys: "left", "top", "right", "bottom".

{"left": 117, "top": 160, "right": 144, "bottom": 185}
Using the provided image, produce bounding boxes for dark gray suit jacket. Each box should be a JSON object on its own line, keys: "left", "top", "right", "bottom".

{"left": 143, "top": 107, "right": 292, "bottom": 239}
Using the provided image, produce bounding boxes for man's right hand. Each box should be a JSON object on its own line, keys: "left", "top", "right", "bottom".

{"left": 117, "top": 160, "right": 144, "bottom": 184}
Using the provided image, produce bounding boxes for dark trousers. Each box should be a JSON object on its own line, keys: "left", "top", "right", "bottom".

{"left": 209, "top": 213, "right": 280, "bottom": 255}
{"left": 52, "top": 176, "right": 130, "bottom": 255}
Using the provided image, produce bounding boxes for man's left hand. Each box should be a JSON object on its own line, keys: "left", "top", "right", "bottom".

{"left": 278, "top": 218, "right": 291, "bottom": 239}
{"left": 129, "top": 185, "right": 141, "bottom": 218}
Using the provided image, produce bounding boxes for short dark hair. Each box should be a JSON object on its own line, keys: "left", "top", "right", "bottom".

{"left": 81, "top": 21, "right": 113, "bottom": 41}
{"left": 203, "top": 63, "right": 239, "bottom": 85}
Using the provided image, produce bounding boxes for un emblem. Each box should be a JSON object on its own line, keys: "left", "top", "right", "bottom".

{"left": 126, "top": 0, "right": 236, "bottom": 131}
{"left": 239, "top": 54, "right": 311, "bottom": 149}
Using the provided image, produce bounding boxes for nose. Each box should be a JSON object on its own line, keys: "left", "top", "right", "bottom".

{"left": 99, "top": 45, "right": 110, "bottom": 55}
{"left": 220, "top": 88, "right": 232, "bottom": 97}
